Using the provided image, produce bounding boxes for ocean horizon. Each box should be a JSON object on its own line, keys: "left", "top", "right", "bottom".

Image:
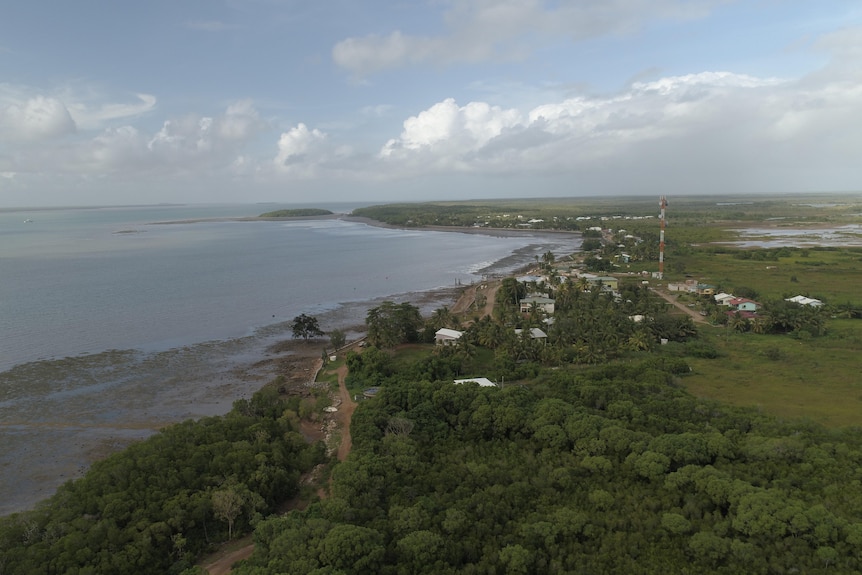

{"left": 0, "top": 203, "right": 580, "bottom": 515}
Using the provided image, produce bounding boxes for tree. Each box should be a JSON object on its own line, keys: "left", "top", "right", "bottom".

{"left": 292, "top": 313, "right": 324, "bottom": 341}
{"left": 212, "top": 488, "right": 245, "bottom": 540}
{"left": 366, "top": 301, "right": 423, "bottom": 348}
{"left": 329, "top": 328, "right": 346, "bottom": 350}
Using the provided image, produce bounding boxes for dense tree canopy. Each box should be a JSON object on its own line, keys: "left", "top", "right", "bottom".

{"left": 236, "top": 359, "right": 862, "bottom": 575}
{"left": 0, "top": 388, "right": 325, "bottom": 575}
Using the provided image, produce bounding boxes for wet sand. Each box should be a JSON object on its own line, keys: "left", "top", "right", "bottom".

{"left": 0, "top": 284, "right": 467, "bottom": 516}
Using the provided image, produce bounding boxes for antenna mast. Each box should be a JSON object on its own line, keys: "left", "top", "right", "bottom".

{"left": 658, "top": 196, "right": 667, "bottom": 279}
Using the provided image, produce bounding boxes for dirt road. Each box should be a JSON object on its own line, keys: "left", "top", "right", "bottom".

{"left": 650, "top": 288, "right": 709, "bottom": 324}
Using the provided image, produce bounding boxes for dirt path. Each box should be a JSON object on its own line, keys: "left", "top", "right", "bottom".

{"left": 201, "top": 365, "right": 355, "bottom": 575}
{"left": 334, "top": 364, "right": 355, "bottom": 462}
{"left": 651, "top": 288, "right": 710, "bottom": 324}
{"left": 201, "top": 536, "right": 255, "bottom": 575}
{"left": 451, "top": 279, "right": 500, "bottom": 320}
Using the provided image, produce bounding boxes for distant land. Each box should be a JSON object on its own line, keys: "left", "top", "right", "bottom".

{"left": 258, "top": 208, "right": 333, "bottom": 217}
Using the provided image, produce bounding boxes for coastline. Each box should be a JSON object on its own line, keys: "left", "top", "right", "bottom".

{"left": 1, "top": 215, "right": 574, "bottom": 516}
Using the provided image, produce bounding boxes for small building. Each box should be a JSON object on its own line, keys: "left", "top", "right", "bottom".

{"left": 786, "top": 295, "right": 823, "bottom": 307}
{"left": 519, "top": 296, "right": 555, "bottom": 314}
{"left": 729, "top": 298, "right": 760, "bottom": 312}
{"left": 714, "top": 292, "right": 735, "bottom": 305}
{"left": 435, "top": 328, "right": 463, "bottom": 345}
{"left": 514, "top": 327, "right": 548, "bottom": 340}
{"left": 454, "top": 378, "right": 498, "bottom": 388}
{"left": 588, "top": 276, "right": 619, "bottom": 291}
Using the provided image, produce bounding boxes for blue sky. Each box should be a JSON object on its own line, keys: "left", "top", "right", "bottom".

{"left": 1, "top": 0, "right": 861, "bottom": 207}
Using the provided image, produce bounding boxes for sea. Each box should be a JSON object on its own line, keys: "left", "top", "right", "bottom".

{"left": 0, "top": 203, "right": 579, "bottom": 515}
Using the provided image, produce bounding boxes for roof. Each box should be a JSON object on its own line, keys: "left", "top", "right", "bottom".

{"left": 520, "top": 296, "right": 554, "bottom": 304}
{"left": 786, "top": 295, "right": 823, "bottom": 306}
{"left": 514, "top": 327, "right": 547, "bottom": 339}
{"left": 435, "top": 328, "right": 463, "bottom": 339}
{"left": 454, "top": 378, "right": 497, "bottom": 387}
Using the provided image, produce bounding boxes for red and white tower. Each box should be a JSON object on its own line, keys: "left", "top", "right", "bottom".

{"left": 658, "top": 196, "right": 667, "bottom": 279}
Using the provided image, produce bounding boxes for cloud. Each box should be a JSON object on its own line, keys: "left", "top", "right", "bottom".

{"left": 0, "top": 95, "right": 76, "bottom": 140}
{"left": 333, "top": 0, "right": 726, "bottom": 77}
{"left": 380, "top": 98, "right": 522, "bottom": 166}
{"left": 1, "top": 101, "right": 266, "bottom": 183}
{"left": 274, "top": 123, "right": 328, "bottom": 173}
{"left": 67, "top": 94, "right": 157, "bottom": 131}
{"left": 376, "top": 68, "right": 862, "bottom": 194}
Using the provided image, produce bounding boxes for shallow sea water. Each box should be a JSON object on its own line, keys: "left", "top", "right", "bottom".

{"left": 0, "top": 204, "right": 579, "bottom": 514}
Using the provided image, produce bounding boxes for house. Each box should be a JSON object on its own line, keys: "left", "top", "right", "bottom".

{"left": 435, "top": 328, "right": 463, "bottom": 345}
{"left": 588, "top": 276, "right": 619, "bottom": 291}
{"left": 454, "top": 377, "right": 498, "bottom": 388}
{"left": 786, "top": 295, "right": 823, "bottom": 307}
{"left": 514, "top": 327, "right": 548, "bottom": 340}
{"left": 714, "top": 292, "right": 735, "bottom": 305}
{"left": 519, "top": 296, "right": 555, "bottom": 314}
{"left": 729, "top": 297, "right": 760, "bottom": 312}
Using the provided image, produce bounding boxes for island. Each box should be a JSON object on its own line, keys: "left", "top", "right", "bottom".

{"left": 258, "top": 208, "right": 333, "bottom": 218}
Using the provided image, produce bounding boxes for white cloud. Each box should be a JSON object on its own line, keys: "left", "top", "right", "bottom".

{"left": 380, "top": 98, "right": 522, "bottom": 162}
{"left": 334, "top": 0, "right": 726, "bottom": 77}
{"left": 274, "top": 123, "right": 328, "bottom": 173}
{"left": 0, "top": 95, "right": 76, "bottom": 140}
{"left": 376, "top": 68, "right": 862, "bottom": 195}
{"left": 67, "top": 93, "right": 157, "bottom": 131}
{"left": 0, "top": 101, "right": 266, "bottom": 183}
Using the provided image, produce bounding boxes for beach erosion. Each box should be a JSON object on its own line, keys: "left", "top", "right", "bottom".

{"left": 1, "top": 217, "right": 579, "bottom": 516}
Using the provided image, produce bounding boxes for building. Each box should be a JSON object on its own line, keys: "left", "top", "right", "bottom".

{"left": 729, "top": 298, "right": 760, "bottom": 312}
{"left": 435, "top": 328, "right": 463, "bottom": 345}
{"left": 514, "top": 327, "right": 548, "bottom": 341}
{"left": 786, "top": 295, "right": 824, "bottom": 307}
{"left": 519, "top": 296, "right": 555, "bottom": 314}
{"left": 454, "top": 378, "right": 498, "bottom": 388}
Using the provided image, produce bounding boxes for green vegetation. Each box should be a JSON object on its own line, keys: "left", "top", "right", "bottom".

{"left": 258, "top": 208, "right": 333, "bottom": 217}
{"left": 0, "top": 387, "right": 325, "bottom": 574}
{"left": 352, "top": 193, "right": 862, "bottom": 232}
{"left": 235, "top": 358, "right": 862, "bottom": 574}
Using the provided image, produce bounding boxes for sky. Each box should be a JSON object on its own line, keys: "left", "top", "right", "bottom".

{"left": 1, "top": 1, "right": 861, "bottom": 207}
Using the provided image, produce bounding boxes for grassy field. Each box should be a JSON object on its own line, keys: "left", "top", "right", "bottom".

{"left": 680, "top": 321, "right": 862, "bottom": 428}
{"left": 666, "top": 247, "right": 862, "bottom": 306}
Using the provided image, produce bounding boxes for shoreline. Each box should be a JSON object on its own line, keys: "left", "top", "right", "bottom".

{"left": 149, "top": 212, "right": 584, "bottom": 241}
{"left": 1, "top": 216, "right": 572, "bottom": 516}
{"left": 0, "top": 277, "right": 482, "bottom": 516}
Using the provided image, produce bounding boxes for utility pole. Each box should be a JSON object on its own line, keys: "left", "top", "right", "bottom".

{"left": 658, "top": 195, "right": 667, "bottom": 279}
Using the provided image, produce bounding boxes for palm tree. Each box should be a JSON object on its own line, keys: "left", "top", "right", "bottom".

{"left": 627, "top": 330, "right": 653, "bottom": 351}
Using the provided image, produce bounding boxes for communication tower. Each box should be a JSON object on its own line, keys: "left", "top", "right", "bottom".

{"left": 658, "top": 196, "right": 667, "bottom": 279}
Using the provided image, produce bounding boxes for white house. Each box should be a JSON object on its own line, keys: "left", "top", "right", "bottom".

{"left": 714, "top": 293, "right": 736, "bottom": 305}
{"left": 514, "top": 327, "right": 548, "bottom": 340}
{"left": 786, "top": 295, "right": 823, "bottom": 307}
{"left": 435, "top": 328, "right": 463, "bottom": 345}
{"left": 454, "top": 378, "right": 498, "bottom": 388}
